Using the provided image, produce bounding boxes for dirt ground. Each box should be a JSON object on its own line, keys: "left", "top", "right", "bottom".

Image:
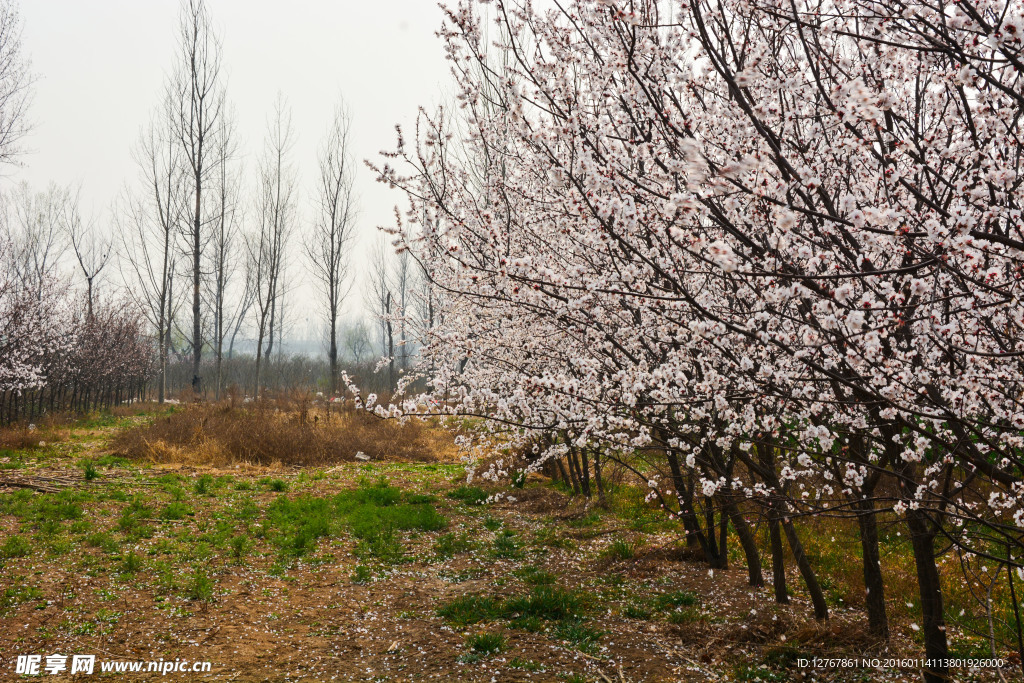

{"left": 0, "top": 416, "right": 1011, "bottom": 682}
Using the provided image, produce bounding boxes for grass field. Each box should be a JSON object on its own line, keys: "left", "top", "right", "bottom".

{"left": 0, "top": 405, "right": 1014, "bottom": 681}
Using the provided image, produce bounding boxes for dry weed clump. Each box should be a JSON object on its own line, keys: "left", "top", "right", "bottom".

{"left": 111, "top": 402, "right": 441, "bottom": 467}
{"left": 0, "top": 423, "right": 69, "bottom": 451}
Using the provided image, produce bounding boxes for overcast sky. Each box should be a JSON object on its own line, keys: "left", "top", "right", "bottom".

{"left": 9, "top": 0, "right": 453, "bottom": 335}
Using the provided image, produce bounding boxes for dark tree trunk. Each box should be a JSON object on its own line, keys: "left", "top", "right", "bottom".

{"left": 906, "top": 509, "right": 948, "bottom": 683}
{"left": 769, "top": 512, "right": 789, "bottom": 603}
{"left": 780, "top": 514, "right": 829, "bottom": 621}
{"left": 854, "top": 497, "right": 889, "bottom": 639}
{"left": 726, "top": 502, "right": 763, "bottom": 587}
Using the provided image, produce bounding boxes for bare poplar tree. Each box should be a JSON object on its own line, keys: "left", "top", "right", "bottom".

{"left": 306, "top": 101, "right": 357, "bottom": 395}
{"left": 120, "top": 106, "right": 185, "bottom": 403}
{"left": 63, "top": 192, "right": 111, "bottom": 319}
{"left": 366, "top": 238, "right": 395, "bottom": 390}
{"left": 247, "top": 96, "right": 295, "bottom": 398}
{"left": 168, "top": 0, "right": 225, "bottom": 395}
{"left": 207, "top": 108, "right": 240, "bottom": 399}
{"left": 0, "top": 0, "right": 32, "bottom": 166}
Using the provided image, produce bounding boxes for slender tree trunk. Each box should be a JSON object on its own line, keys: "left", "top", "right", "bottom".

{"left": 906, "top": 510, "right": 948, "bottom": 683}
{"left": 329, "top": 306, "right": 338, "bottom": 395}
{"left": 666, "top": 450, "right": 707, "bottom": 552}
{"left": 780, "top": 514, "right": 829, "bottom": 621}
{"left": 769, "top": 511, "right": 789, "bottom": 603}
{"left": 254, "top": 322, "right": 266, "bottom": 399}
{"left": 726, "top": 502, "right": 763, "bottom": 587}
{"left": 192, "top": 188, "right": 202, "bottom": 396}
{"left": 854, "top": 496, "right": 889, "bottom": 639}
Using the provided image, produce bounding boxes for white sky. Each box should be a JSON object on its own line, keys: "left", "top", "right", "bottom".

{"left": 9, "top": 0, "right": 453, "bottom": 337}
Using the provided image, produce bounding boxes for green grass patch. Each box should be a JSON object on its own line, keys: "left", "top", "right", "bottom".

{"left": 1, "top": 579, "right": 44, "bottom": 612}
{"left": 438, "top": 585, "right": 588, "bottom": 629}
{"left": 264, "top": 477, "right": 446, "bottom": 564}
{"left": 434, "top": 532, "right": 473, "bottom": 558}
{"left": 504, "top": 585, "right": 583, "bottom": 621}
{"left": 603, "top": 538, "right": 636, "bottom": 560}
{"left": 653, "top": 590, "right": 698, "bottom": 610}
{"left": 437, "top": 594, "right": 503, "bottom": 626}
{"left": 160, "top": 502, "right": 191, "bottom": 520}
{"left": 81, "top": 460, "right": 99, "bottom": 481}
{"left": 448, "top": 485, "right": 488, "bottom": 505}
{"left": 194, "top": 474, "right": 215, "bottom": 495}
{"left": 624, "top": 603, "right": 652, "bottom": 620}
{"left": 350, "top": 564, "right": 373, "bottom": 584}
{"left": 85, "top": 532, "right": 120, "bottom": 554}
{"left": 467, "top": 632, "right": 505, "bottom": 654}
{"left": 119, "top": 551, "right": 143, "bottom": 574}
{"left": 514, "top": 565, "right": 556, "bottom": 586}
{"left": 491, "top": 529, "right": 522, "bottom": 559}
{"left": 184, "top": 568, "right": 214, "bottom": 601}
{"left": 1, "top": 535, "right": 31, "bottom": 559}
{"left": 554, "top": 619, "right": 604, "bottom": 652}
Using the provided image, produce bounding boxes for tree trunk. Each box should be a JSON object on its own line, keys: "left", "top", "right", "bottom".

{"left": 769, "top": 511, "right": 788, "bottom": 603}
{"left": 192, "top": 187, "right": 202, "bottom": 396}
{"left": 855, "top": 496, "right": 889, "bottom": 640}
{"left": 329, "top": 306, "right": 338, "bottom": 395}
{"left": 726, "top": 501, "right": 763, "bottom": 587}
{"left": 780, "top": 514, "right": 829, "bottom": 621}
{"left": 906, "top": 509, "right": 948, "bottom": 683}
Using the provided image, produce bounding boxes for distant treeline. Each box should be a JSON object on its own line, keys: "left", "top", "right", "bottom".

{"left": 161, "top": 355, "right": 401, "bottom": 400}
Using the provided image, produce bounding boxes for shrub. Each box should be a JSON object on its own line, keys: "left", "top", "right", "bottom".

{"left": 350, "top": 565, "right": 372, "bottom": 584}
{"left": 82, "top": 460, "right": 98, "bottom": 481}
{"left": 184, "top": 569, "right": 214, "bottom": 601}
{"left": 119, "top": 551, "right": 143, "bottom": 574}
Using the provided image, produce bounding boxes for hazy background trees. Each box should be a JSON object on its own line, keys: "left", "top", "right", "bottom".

{"left": 0, "top": 0, "right": 31, "bottom": 166}
{"left": 169, "top": 0, "right": 226, "bottom": 395}
{"left": 0, "top": 0, "right": 433, "bottom": 414}
{"left": 306, "top": 101, "right": 356, "bottom": 395}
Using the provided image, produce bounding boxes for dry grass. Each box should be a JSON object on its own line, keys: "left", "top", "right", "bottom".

{"left": 111, "top": 401, "right": 447, "bottom": 467}
{"left": 0, "top": 423, "right": 69, "bottom": 451}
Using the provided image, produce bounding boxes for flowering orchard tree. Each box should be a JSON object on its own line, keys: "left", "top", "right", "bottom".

{"left": 0, "top": 236, "right": 154, "bottom": 423}
{"left": 0, "top": 237, "right": 74, "bottom": 406}
{"left": 374, "top": 0, "right": 1024, "bottom": 677}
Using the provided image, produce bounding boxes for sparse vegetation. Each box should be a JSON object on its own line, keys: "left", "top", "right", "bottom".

{"left": 0, "top": 405, "right": 1015, "bottom": 682}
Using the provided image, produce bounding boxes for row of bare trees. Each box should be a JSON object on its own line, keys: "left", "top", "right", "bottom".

{"left": 0, "top": 0, "right": 424, "bottom": 421}
{"left": 118, "top": 0, "right": 366, "bottom": 401}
